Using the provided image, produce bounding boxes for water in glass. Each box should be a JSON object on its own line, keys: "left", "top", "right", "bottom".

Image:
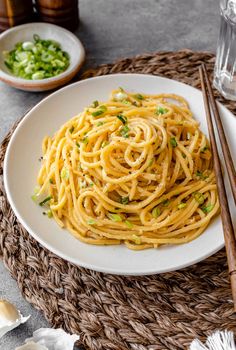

{"left": 214, "top": 0, "right": 236, "bottom": 100}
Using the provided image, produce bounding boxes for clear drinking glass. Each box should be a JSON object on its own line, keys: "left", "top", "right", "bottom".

{"left": 214, "top": 0, "right": 236, "bottom": 100}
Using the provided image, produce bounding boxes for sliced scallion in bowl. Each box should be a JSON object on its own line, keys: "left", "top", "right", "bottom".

{"left": 3, "top": 34, "right": 70, "bottom": 80}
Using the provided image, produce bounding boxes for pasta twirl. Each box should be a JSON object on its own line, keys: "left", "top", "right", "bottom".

{"left": 34, "top": 89, "right": 219, "bottom": 250}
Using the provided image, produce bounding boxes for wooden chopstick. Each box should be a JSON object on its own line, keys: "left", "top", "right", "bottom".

{"left": 201, "top": 64, "right": 236, "bottom": 205}
{"left": 199, "top": 65, "right": 236, "bottom": 311}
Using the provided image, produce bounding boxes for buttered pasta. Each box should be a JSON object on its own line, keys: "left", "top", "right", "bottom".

{"left": 33, "top": 88, "right": 219, "bottom": 250}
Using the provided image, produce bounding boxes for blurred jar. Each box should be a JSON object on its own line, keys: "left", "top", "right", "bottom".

{"left": 214, "top": 0, "right": 236, "bottom": 100}
{"left": 35, "top": 0, "right": 79, "bottom": 31}
{"left": 0, "top": 0, "right": 34, "bottom": 32}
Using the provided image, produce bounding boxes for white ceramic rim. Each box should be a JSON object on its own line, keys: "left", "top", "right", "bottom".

{"left": 0, "top": 22, "right": 85, "bottom": 86}
{"left": 4, "top": 73, "right": 231, "bottom": 275}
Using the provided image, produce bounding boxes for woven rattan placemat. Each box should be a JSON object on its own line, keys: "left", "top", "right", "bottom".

{"left": 1, "top": 50, "right": 236, "bottom": 350}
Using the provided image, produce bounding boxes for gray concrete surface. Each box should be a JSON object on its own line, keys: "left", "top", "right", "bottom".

{"left": 0, "top": 0, "right": 220, "bottom": 348}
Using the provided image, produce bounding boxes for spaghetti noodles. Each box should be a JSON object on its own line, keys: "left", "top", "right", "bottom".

{"left": 34, "top": 89, "right": 219, "bottom": 250}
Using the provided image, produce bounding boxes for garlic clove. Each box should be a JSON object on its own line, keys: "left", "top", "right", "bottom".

{"left": 23, "top": 328, "right": 80, "bottom": 350}
{"left": 0, "top": 299, "right": 30, "bottom": 339}
{"left": 0, "top": 299, "right": 19, "bottom": 323}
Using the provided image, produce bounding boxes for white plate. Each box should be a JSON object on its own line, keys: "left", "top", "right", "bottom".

{"left": 4, "top": 74, "right": 236, "bottom": 275}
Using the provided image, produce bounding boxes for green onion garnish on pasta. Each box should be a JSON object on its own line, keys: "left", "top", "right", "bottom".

{"left": 121, "top": 196, "right": 129, "bottom": 205}
{"left": 33, "top": 89, "right": 219, "bottom": 249}
{"left": 108, "top": 213, "right": 122, "bottom": 222}
{"left": 193, "top": 192, "right": 205, "bottom": 204}
{"left": 201, "top": 204, "right": 214, "bottom": 213}
{"left": 152, "top": 207, "right": 160, "bottom": 218}
{"left": 178, "top": 203, "right": 186, "bottom": 209}
{"left": 39, "top": 196, "right": 52, "bottom": 206}
{"left": 134, "top": 94, "right": 144, "bottom": 100}
{"left": 116, "top": 114, "right": 127, "bottom": 125}
{"left": 170, "top": 137, "right": 177, "bottom": 148}
{"left": 47, "top": 210, "right": 53, "bottom": 218}
{"left": 120, "top": 125, "right": 129, "bottom": 138}
{"left": 91, "top": 100, "right": 99, "bottom": 108}
{"left": 156, "top": 106, "right": 168, "bottom": 115}
{"left": 125, "top": 220, "right": 133, "bottom": 228}
{"left": 61, "top": 167, "right": 69, "bottom": 179}
{"left": 87, "top": 218, "right": 96, "bottom": 225}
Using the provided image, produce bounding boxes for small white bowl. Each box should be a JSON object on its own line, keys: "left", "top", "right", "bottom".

{"left": 0, "top": 22, "right": 85, "bottom": 91}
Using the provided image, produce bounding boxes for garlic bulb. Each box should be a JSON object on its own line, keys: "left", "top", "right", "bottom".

{"left": 0, "top": 299, "right": 30, "bottom": 339}
{"left": 16, "top": 328, "right": 80, "bottom": 350}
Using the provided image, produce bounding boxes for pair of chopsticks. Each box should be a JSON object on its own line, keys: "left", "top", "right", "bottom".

{"left": 199, "top": 64, "right": 236, "bottom": 311}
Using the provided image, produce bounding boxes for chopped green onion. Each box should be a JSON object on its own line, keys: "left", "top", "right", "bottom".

{"left": 49, "top": 178, "right": 53, "bottom": 184}
{"left": 92, "top": 106, "right": 107, "bottom": 117}
{"left": 31, "top": 194, "right": 38, "bottom": 202}
{"left": 31, "top": 187, "right": 40, "bottom": 202}
{"left": 47, "top": 210, "right": 53, "bottom": 218}
{"left": 91, "top": 100, "right": 99, "bottom": 108}
{"left": 196, "top": 170, "right": 208, "bottom": 180}
{"left": 87, "top": 218, "right": 96, "bottom": 225}
{"left": 76, "top": 142, "right": 80, "bottom": 148}
{"left": 39, "top": 196, "right": 52, "bottom": 206}
{"left": 107, "top": 213, "right": 122, "bottom": 222}
{"left": 193, "top": 192, "right": 205, "bottom": 204}
{"left": 201, "top": 204, "right": 214, "bottom": 213}
{"left": 201, "top": 146, "right": 209, "bottom": 153}
{"left": 4, "top": 34, "right": 70, "bottom": 80}
{"left": 178, "top": 202, "right": 186, "bottom": 209}
{"left": 69, "top": 126, "right": 74, "bottom": 133}
{"left": 148, "top": 158, "right": 154, "bottom": 167}
{"left": 4, "top": 61, "right": 12, "bottom": 70}
{"left": 32, "top": 72, "right": 44, "bottom": 80}
{"left": 162, "top": 199, "right": 170, "bottom": 207}
{"left": 132, "top": 234, "right": 141, "bottom": 244}
{"left": 120, "top": 125, "right": 130, "bottom": 138}
{"left": 134, "top": 93, "right": 144, "bottom": 100}
{"left": 125, "top": 220, "right": 133, "bottom": 228}
{"left": 96, "top": 121, "right": 104, "bottom": 126}
{"left": 99, "top": 105, "right": 107, "bottom": 112}
{"left": 101, "top": 141, "right": 109, "bottom": 148}
{"left": 196, "top": 170, "right": 202, "bottom": 177}
{"left": 121, "top": 196, "right": 129, "bottom": 205}
{"left": 122, "top": 100, "right": 132, "bottom": 105}
{"left": 61, "top": 167, "right": 69, "bottom": 179}
{"left": 170, "top": 137, "right": 177, "bottom": 148}
{"left": 152, "top": 207, "right": 160, "bottom": 218}
{"left": 92, "top": 110, "right": 104, "bottom": 117}
{"left": 116, "top": 114, "right": 127, "bottom": 125}
{"left": 33, "top": 186, "right": 40, "bottom": 194}
{"left": 82, "top": 136, "right": 89, "bottom": 145}
{"left": 156, "top": 106, "right": 168, "bottom": 115}
{"left": 89, "top": 182, "right": 94, "bottom": 187}
{"left": 22, "top": 41, "right": 34, "bottom": 51}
